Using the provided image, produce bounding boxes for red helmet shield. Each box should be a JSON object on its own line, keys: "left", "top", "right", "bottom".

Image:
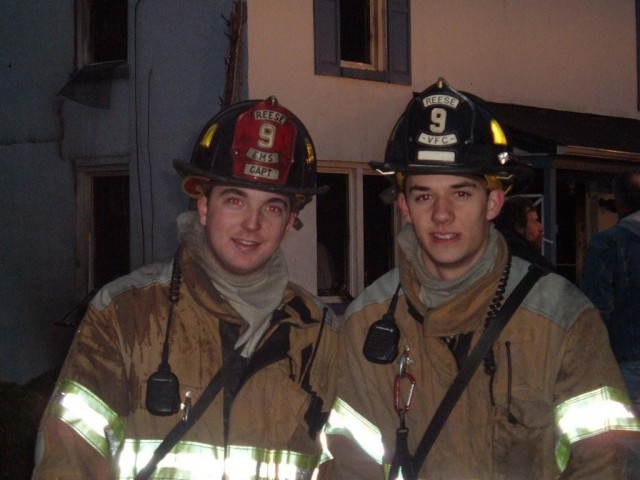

{"left": 231, "top": 99, "right": 296, "bottom": 186}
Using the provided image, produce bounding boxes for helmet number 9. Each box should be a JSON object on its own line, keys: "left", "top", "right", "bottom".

{"left": 429, "top": 108, "right": 447, "bottom": 134}
{"left": 258, "top": 123, "right": 276, "bottom": 149}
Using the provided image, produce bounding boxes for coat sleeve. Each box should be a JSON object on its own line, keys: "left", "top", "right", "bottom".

{"left": 32, "top": 299, "right": 130, "bottom": 479}
{"left": 555, "top": 308, "right": 629, "bottom": 479}
{"left": 32, "top": 415, "right": 113, "bottom": 480}
{"left": 322, "top": 314, "right": 388, "bottom": 480}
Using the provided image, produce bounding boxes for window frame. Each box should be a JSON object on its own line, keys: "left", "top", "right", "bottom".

{"left": 317, "top": 160, "right": 400, "bottom": 300}
{"left": 313, "top": 0, "right": 411, "bottom": 85}
{"left": 75, "top": 159, "right": 129, "bottom": 294}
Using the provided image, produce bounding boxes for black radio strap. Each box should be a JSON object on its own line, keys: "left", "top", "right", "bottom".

{"left": 410, "top": 264, "right": 547, "bottom": 476}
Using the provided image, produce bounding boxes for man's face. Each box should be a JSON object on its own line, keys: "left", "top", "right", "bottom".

{"left": 521, "top": 209, "right": 544, "bottom": 252}
{"left": 397, "top": 174, "right": 505, "bottom": 281}
{"left": 197, "top": 185, "right": 296, "bottom": 276}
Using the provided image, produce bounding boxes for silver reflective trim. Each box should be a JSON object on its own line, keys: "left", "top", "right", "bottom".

{"left": 118, "top": 439, "right": 320, "bottom": 480}
{"left": 47, "top": 380, "right": 125, "bottom": 458}
{"left": 324, "top": 397, "right": 385, "bottom": 464}
{"left": 555, "top": 386, "right": 640, "bottom": 472}
{"left": 416, "top": 150, "right": 455, "bottom": 162}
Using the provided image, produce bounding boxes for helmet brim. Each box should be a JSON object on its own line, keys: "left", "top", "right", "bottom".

{"left": 174, "top": 160, "right": 330, "bottom": 196}
{"left": 369, "top": 159, "right": 534, "bottom": 195}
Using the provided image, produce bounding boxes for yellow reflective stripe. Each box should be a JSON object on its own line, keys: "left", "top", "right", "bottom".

{"left": 555, "top": 386, "right": 640, "bottom": 472}
{"left": 324, "top": 397, "right": 385, "bottom": 465}
{"left": 46, "top": 379, "right": 125, "bottom": 458}
{"left": 118, "top": 439, "right": 320, "bottom": 480}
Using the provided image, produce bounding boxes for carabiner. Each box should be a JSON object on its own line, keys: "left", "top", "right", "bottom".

{"left": 394, "top": 371, "right": 416, "bottom": 415}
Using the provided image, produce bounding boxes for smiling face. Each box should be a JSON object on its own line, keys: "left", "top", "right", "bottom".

{"left": 197, "top": 185, "right": 296, "bottom": 276}
{"left": 397, "top": 174, "right": 505, "bottom": 281}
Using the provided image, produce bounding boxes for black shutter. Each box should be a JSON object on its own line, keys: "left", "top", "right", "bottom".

{"left": 313, "top": 0, "right": 341, "bottom": 76}
{"left": 387, "top": 0, "right": 411, "bottom": 85}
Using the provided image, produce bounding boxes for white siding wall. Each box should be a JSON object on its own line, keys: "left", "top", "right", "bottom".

{"left": 246, "top": 0, "right": 639, "bottom": 292}
{"left": 0, "top": 0, "right": 233, "bottom": 383}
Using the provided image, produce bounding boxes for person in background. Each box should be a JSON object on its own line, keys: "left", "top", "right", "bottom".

{"left": 494, "top": 195, "right": 555, "bottom": 270}
{"left": 324, "top": 79, "right": 639, "bottom": 479}
{"left": 582, "top": 167, "right": 640, "bottom": 479}
{"left": 32, "top": 97, "right": 338, "bottom": 480}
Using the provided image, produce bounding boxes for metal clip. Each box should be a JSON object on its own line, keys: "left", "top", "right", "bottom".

{"left": 181, "top": 390, "right": 192, "bottom": 422}
{"left": 398, "top": 345, "right": 415, "bottom": 376}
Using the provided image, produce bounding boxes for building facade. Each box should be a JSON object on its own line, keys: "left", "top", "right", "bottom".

{"left": 2, "top": 0, "right": 640, "bottom": 384}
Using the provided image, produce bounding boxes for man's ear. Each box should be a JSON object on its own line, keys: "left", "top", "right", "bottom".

{"left": 286, "top": 212, "right": 298, "bottom": 233}
{"left": 397, "top": 193, "right": 413, "bottom": 223}
{"left": 487, "top": 189, "right": 506, "bottom": 221}
{"left": 196, "top": 195, "right": 208, "bottom": 226}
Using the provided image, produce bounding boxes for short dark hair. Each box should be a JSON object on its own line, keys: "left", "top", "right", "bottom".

{"left": 613, "top": 167, "right": 640, "bottom": 214}
{"left": 494, "top": 195, "right": 535, "bottom": 232}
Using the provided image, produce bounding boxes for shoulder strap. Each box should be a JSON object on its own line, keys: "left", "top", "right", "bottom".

{"left": 135, "top": 299, "right": 324, "bottom": 479}
{"left": 410, "top": 264, "right": 547, "bottom": 475}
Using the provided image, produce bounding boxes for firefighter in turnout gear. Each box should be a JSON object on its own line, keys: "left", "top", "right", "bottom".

{"left": 32, "top": 97, "right": 339, "bottom": 479}
{"left": 324, "top": 79, "right": 640, "bottom": 479}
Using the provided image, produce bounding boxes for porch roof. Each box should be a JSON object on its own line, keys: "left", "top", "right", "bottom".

{"left": 488, "top": 102, "right": 640, "bottom": 158}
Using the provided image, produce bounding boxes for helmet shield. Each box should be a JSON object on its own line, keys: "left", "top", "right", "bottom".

{"left": 231, "top": 103, "right": 296, "bottom": 185}
{"left": 174, "top": 96, "right": 328, "bottom": 201}
{"left": 372, "top": 78, "right": 532, "bottom": 191}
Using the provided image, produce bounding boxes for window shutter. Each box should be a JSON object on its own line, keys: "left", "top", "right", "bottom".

{"left": 387, "top": 0, "right": 411, "bottom": 85}
{"left": 313, "top": 0, "right": 341, "bottom": 76}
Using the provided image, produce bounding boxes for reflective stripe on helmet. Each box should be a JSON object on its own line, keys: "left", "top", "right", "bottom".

{"left": 323, "top": 397, "right": 385, "bottom": 465}
{"left": 489, "top": 119, "right": 508, "bottom": 146}
{"left": 46, "top": 379, "right": 125, "bottom": 458}
{"left": 118, "top": 439, "right": 321, "bottom": 479}
{"left": 555, "top": 386, "right": 640, "bottom": 472}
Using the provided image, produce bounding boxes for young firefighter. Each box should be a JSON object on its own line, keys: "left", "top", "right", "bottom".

{"left": 324, "top": 79, "right": 640, "bottom": 479}
{"left": 33, "top": 97, "right": 338, "bottom": 479}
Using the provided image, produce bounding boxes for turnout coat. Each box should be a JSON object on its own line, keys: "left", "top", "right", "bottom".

{"left": 33, "top": 247, "right": 338, "bottom": 479}
{"left": 326, "top": 235, "right": 636, "bottom": 479}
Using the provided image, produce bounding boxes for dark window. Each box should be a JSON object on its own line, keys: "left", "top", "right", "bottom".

{"left": 316, "top": 171, "right": 395, "bottom": 301}
{"left": 340, "top": 0, "right": 371, "bottom": 63}
{"left": 317, "top": 173, "right": 349, "bottom": 297}
{"left": 91, "top": 0, "right": 127, "bottom": 63}
{"left": 93, "top": 175, "right": 130, "bottom": 289}
{"left": 363, "top": 174, "right": 394, "bottom": 287}
{"left": 78, "top": 0, "right": 127, "bottom": 66}
{"left": 314, "top": 0, "right": 411, "bottom": 84}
